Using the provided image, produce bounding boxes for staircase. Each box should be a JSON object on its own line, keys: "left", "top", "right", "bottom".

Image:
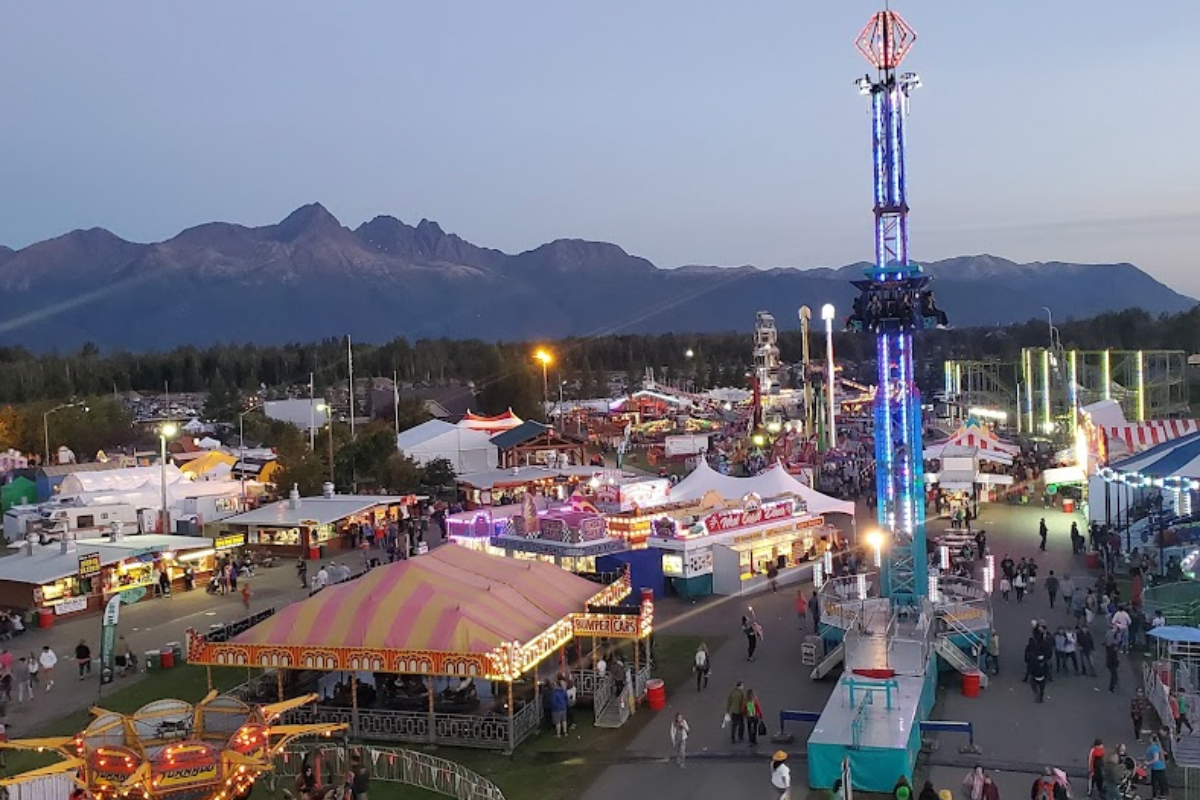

{"left": 934, "top": 637, "right": 988, "bottom": 688}
{"left": 810, "top": 642, "right": 845, "bottom": 680}
{"left": 594, "top": 682, "right": 633, "bottom": 728}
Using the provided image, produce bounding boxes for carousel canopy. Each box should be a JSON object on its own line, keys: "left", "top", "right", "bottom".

{"left": 924, "top": 419, "right": 1018, "bottom": 459}
{"left": 1107, "top": 430, "right": 1200, "bottom": 481}
{"left": 231, "top": 545, "right": 603, "bottom": 656}
{"left": 671, "top": 460, "right": 855, "bottom": 517}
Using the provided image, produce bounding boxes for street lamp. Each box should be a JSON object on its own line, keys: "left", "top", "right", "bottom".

{"left": 43, "top": 402, "right": 87, "bottom": 465}
{"left": 237, "top": 409, "right": 253, "bottom": 504}
{"left": 316, "top": 403, "right": 335, "bottom": 484}
{"left": 159, "top": 423, "right": 178, "bottom": 534}
{"left": 534, "top": 349, "right": 553, "bottom": 421}
{"left": 865, "top": 528, "right": 885, "bottom": 568}
{"left": 821, "top": 303, "right": 837, "bottom": 451}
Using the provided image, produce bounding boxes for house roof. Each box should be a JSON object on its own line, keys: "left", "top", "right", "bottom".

{"left": 396, "top": 420, "right": 458, "bottom": 451}
{"left": 488, "top": 421, "right": 583, "bottom": 450}
{"left": 220, "top": 495, "right": 423, "bottom": 528}
{"left": 397, "top": 387, "right": 477, "bottom": 422}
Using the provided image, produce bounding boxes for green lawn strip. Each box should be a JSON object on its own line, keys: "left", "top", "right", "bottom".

{"left": 394, "top": 634, "right": 709, "bottom": 800}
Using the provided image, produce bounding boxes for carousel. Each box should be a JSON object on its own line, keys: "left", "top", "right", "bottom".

{"left": 0, "top": 693, "right": 343, "bottom": 800}
{"left": 185, "top": 545, "right": 653, "bottom": 751}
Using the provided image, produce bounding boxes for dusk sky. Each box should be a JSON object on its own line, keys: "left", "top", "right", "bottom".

{"left": 2, "top": 2, "right": 1198, "bottom": 294}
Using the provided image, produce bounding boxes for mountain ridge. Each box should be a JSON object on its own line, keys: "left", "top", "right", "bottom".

{"left": 0, "top": 203, "right": 1192, "bottom": 350}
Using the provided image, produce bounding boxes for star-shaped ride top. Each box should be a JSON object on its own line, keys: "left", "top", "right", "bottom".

{"left": 855, "top": 10, "right": 916, "bottom": 71}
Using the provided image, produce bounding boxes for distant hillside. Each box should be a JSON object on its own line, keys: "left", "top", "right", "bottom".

{"left": 0, "top": 204, "right": 1192, "bottom": 350}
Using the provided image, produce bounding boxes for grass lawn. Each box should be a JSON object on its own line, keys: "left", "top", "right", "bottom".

{"left": 396, "top": 633, "right": 710, "bottom": 800}
{"left": 3, "top": 636, "right": 707, "bottom": 800}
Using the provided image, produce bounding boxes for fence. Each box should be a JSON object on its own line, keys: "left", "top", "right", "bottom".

{"left": 271, "top": 742, "right": 506, "bottom": 800}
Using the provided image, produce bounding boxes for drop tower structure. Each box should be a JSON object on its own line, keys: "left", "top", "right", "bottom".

{"left": 849, "top": 9, "right": 945, "bottom": 603}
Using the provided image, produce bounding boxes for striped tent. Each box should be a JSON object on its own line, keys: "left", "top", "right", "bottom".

{"left": 1104, "top": 420, "right": 1200, "bottom": 459}
{"left": 232, "top": 544, "right": 601, "bottom": 656}
{"left": 1107, "top": 430, "right": 1200, "bottom": 479}
{"left": 925, "top": 419, "right": 1019, "bottom": 457}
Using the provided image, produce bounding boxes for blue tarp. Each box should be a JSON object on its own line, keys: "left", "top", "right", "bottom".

{"left": 1147, "top": 625, "right": 1200, "bottom": 644}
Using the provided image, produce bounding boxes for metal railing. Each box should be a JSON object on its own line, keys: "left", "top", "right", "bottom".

{"left": 281, "top": 700, "right": 541, "bottom": 751}
{"left": 271, "top": 743, "right": 506, "bottom": 800}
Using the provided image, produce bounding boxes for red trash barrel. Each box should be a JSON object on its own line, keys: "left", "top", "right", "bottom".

{"left": 1063, "top": 498, "right": 1076, "bottom": 514}
{"left": 37, "top": 608, "right": 54, "bottom": 629}
{"left": 646, "top": 678, "right": 666, "bottom": 710}
{"left": 961, "top": 671, "right": 981, "bottom": 698}
{"left": 308, "top": 546, "right": 320, "bottom": 560}
{"left": 160, "top": 648, "right": 175, "bottom": 669}
{"left": 1086, "top": 551, "right": 1100, "bottom": 569}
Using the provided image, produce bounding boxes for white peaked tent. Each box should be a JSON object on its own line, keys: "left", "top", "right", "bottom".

{"left": 59, "top": 464, "right": 185, "bottom": 496}
{"left": 671, "top": 460, "right": 856, "bottom": 517}
{"left": 397, "top": 419, "right": 498, "bottom": 473}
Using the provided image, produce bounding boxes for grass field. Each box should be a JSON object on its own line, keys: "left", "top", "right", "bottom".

{"left": 2, "top": 635, "right": 709, "bottom": 800}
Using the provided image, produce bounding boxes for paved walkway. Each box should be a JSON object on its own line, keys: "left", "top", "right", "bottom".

{"left": 0, "top": 548, "right": 377, "bottom": 735}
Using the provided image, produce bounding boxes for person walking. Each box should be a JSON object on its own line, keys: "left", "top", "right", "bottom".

{"left": 1145, "top": 734, "right": 1168, "bottom": 799}
{"left": 983, "top": 631, "right": 1000, "bottom": 676}
{"left": 981, "top": 774, "right": 999, "bottom": 800}
{"left": 1170, "top": 691, "right": 1194, "bottom": 738}
{"left": 550, "top": 680, "right": 568, "bottom": 738}
{"left": 1086, "top": 739, "right": 1105, "bottom": 797}
{"left": 1131, "top": 688, "right": 1148, "bottom": 742}
{"left": 240, "top": 582, "right": 253, "bottom": 612}
{"left": 694, "top": 643, "right": 710, "bottom": 692}
{"left": 1046, "top": 571, "right": 1060, "bottom": 609}
{"left": 1031, "top": 654, "right": 1049, "bottom": 703}
{"left": 669, "top": 711, "right": 690, "bottom": 768}
{"left": 74, "top": 640, "right": 92, "bottom": 680}
{"left": 38, "top": 646, "right": 57, "bottom": 691}
{"left": 962, "top": 765, "right": 985, "bottom": 800}
{"left": 742, "top": 615, "right": 761, "bottom": 662}
{"left": 726, "top": 681, "right": 746, "bottom": 744}
{"left": 1077, "top": 624, "right": 1096, "bottom": 677}
{"left": 999, "top": 575, "right": 1011, "bottom": 601}
{"left": 1105, "top": 642, "right": 1120, "bottom": 693}
{"left": 296, "top": 558, "right": 308, "bottom": 588}
{"left": 1039, "top": 518, "right": 1048, "bottom": 551}
{"left": 745, "top": 688, "right": 765, "bottom": 747}
{"left": 13, "top": 656, "right": 30, "bottom": 704}
{"left": 770, "top": 751, "right": 792, "bottom": 800}
{"left": 795, "top": 590, "right": 808, "bottom": 631}
{"left": 1014, "top": 571, "right": 1027, "bottom": 603}
{"left": 811, "top": 590, "right": 821, "bottom": 631}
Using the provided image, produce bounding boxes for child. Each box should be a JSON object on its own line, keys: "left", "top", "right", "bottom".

{"left": 999, "top": 576, "right": 1011, "bottom": 601}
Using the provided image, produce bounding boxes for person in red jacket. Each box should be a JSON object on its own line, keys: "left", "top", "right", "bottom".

{"left": 794, "top": 590, "right": 808, "bottom": 631}
{"left": 1086, "top": 739, "right": 1105, "bottom": 797}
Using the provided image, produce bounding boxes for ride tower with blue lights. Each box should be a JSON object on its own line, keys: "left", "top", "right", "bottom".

{"left": 846, "top": 9, "right": 948, "bottom": 604}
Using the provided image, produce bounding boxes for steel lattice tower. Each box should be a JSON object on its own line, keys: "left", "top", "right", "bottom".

{"left": 848, "top": 9, "right": 946, "bottom": 603}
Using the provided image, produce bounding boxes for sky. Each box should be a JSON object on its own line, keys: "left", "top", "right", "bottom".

{"left": 1, "top": 1, "right": 1198, "bottom": 294}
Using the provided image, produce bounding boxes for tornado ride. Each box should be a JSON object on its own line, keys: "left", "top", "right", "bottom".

{"left": 0, "top": 693, "right": 345, "bottom": 800}
{"left": 803, "top": 9, "right": 989, "bottom": 792}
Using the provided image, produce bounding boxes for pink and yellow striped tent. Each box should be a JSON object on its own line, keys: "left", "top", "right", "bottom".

{"left": 189, "top": 545, "right": 627, "bottom": 678}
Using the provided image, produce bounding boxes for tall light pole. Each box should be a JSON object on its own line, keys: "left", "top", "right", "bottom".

{"left": 159, "top": 423, "right": 178, "bottom": 534}
{"left": 534, "top": 349, "right": 553, "bottom": 422}
{"left": 316, "top": 403, "right": 334, "bottom": 485}
{"left": 821, "top": 304, "right": 837, "bottom": 451}
{"left": 798, "top": 307, "right": 813, "bottom": 438}
{"left": 43, "top": 402, "right": 86, "bottom": 465}
{"left": 238, "top": 409, "right": 253, "bottom": 505}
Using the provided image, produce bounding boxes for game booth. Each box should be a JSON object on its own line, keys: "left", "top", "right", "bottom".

{"left": 185, "top": 545, "right": 654, "bottom": 751}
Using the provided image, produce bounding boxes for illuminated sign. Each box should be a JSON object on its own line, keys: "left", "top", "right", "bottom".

{"left": 89, "top": 746, "right": 140, "bottom": 787}
{"left": 214, "top": 533, "right": 246, "bottom": 550}
{"left": 78, "top": 552, "right": 102, "bottom": 579}
{"left": 153, "top": 744, "right": 221, "bottom": 791}
{"left": 539, "top": 518, "right": 569, "bottom": 542}
{"left": 579, "top": 516, "right": 606, "bottom": 541}
{"left": 702, "top": 497, "right": 795, "bottom": 534}
{"left": 572, "top": 614, "right": 641, "bottom": 638}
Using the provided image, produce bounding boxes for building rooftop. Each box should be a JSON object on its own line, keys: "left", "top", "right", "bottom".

{"left": 220, "top": 494, "right": 424, "bottom": 528}
{"left": 455, "top": 465, "right": 615, "bottom": 491}
{"left": 0, "top": 534, "right": 213, "bottom": 586}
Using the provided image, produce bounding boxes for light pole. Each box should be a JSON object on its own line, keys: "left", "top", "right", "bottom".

{"left": 317, "top": 403, "right": 335, "bottom": 485}
{"left": 821, "top": 304, "right": 837, "bottom": 451}
{"left": 534, "top": 349, "right": 553, "bottom": 422}
{"left": 238, "top": 409, "right": 253, "bottom": 505}
{"left": 159, "top": 422, "right": 178, "bottom": 534}
{"left": 43, "top": 402, "right": 86, "bottom": 465}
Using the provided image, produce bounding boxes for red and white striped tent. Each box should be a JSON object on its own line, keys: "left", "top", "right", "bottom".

{"left": 925, "top": 419, "right": 1020, "bottom": 458}
{"left": 1104, "top": 420, "right": 1200, "bottom": 459}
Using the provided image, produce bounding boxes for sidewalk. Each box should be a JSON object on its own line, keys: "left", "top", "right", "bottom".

{"left": 0, "top": 548, "right": 378, "bottom": 735}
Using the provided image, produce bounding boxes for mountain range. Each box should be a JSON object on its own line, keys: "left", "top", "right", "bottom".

{"left": 0, "top": 203, "right": 1192, "bottom": 350}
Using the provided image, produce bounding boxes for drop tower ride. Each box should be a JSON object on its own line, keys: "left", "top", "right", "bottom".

{"left": 849, "top": 10, "right": 946, "bottom": 603}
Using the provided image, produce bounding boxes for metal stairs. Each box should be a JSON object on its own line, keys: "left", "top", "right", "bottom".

{"left": 594, "top": 683, "right": 633, "bottom": 728}
{"left": 810, "top": 642, "right": 846, "bottom": 680}
{"left": 934, "top": 637, "right": 988, "bottom": 688}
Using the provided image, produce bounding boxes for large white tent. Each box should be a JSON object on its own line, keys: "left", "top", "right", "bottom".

{"left": 397, "top": 419, "right": 498, "bottom": 473}
{"left": 59, "top": 464, "right": 185, "bottom": 496}
{"left": 671, "top": 460, "right": 856, "bottom": 517}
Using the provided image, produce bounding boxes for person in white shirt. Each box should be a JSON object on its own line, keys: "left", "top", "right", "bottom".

{"left": 694, "top": 643, "right": 711, "bottom": 692}
{"left": 38, "top": 646, "right": 57, "bottom": 691}
{"left": 1112, "top": 606, "right": 1132, "bottom": 651}
{"left": 669, "top": 712, "right": 690, "bottom": 768}
{"left": 771, "top": 750, "right": 791, "bottom": 800}
{"left": 316, "top": 567, "right": 329, "bottom": 588}
{"left": 595, "top": 657, "right": 607, "bottom": 676}
{"left": 1151, "top": 610, "right": 1166, "bottom": 629}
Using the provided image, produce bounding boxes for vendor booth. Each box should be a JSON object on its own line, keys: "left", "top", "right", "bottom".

{"left": 186, "top": 545, "right": 653, "bottom": 751}
{"left": 455, "top": 465, "right": 618, "bottom": 508}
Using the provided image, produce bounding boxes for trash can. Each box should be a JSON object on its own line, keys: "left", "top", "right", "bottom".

{"left": 160, "top": 648, "right": 175, "bottom": 669}
{"left": 37, "top": 607, "right": 54, "bottom": 629}
{"left": 308, "top": 546, "right": 320, "bottom": 561}
{"left": 168, "top": 641, "right": 184, "bottom": 665}
{"left": 145, "top": 650, "right": 161, "bottom": 671}
{"left": 1086, "top": 551, "right": 1100, "bottom": 569}
{"left": 1062, "top": 498, "right": 1076, "bottom": 514}
{"left": 961, "top": 670, "right": 982, "bottom": 698}
{"left": 645, "top": 678, "right": 666, "bottom": 710}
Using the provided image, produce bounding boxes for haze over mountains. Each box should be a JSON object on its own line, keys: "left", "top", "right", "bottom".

{"left": 0, "top": 203, "right": 1192, "bottom": 351}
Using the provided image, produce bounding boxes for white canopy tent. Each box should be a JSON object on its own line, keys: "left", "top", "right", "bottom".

{"left": 397, "top": 419, "right": 498, "bottom": 473}
{"left": 58, "top": 464, "right": 185, "bottom": 496}
{"left": 924, "top": 442, "right": 1014, "bottom": 466}
{"left": 671, "top": 460, "right": 856, "bottom": 517}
